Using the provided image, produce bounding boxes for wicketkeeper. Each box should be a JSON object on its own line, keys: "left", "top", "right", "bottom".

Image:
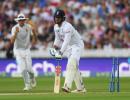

{"left": 50, "top": 9, "right": 86, "bottom": 93}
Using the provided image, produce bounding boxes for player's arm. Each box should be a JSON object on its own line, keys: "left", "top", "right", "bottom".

{"left": 50, "top": 27, "right": 61, "bottom": 57}
{"left": 53, "top": 28, "right": 61, "bottom": 50}
{"left": 10, "top": 27, "right": 19, "bottom": 44}
{"left": 60, "top": 28, "right": 72, "bottom": 54}
{"left": 31, "top": 27, "right": 37, "bottom": 44}
{"left": 52, "top": 31, "right": 71, "bottom": 59}
{"left": 28, "top": 21, "right": 37, "bottom": 43}
{"left": 50, "top": 26, "right": 72, "bottom": 58}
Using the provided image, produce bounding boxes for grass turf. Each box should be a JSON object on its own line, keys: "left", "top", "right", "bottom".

{"left": 0, "top": 77, "right": 129, "bottom": 100}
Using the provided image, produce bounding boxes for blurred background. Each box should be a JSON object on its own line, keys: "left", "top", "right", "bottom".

{"left": 0, "top": 0, "right": 130, "bottom": 78}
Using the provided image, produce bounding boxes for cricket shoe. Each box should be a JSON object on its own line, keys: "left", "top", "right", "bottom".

{"left": 23, "top": 86, "right": 32, "bottom": 91}
{"left": 71, "top": 88, "right": 86, "bottom": 93}
{"left": 61, "top": 86, "right": 70, "bottom": 93}
{"left": 31, "top": 78, "right": 37, "bottom": 88}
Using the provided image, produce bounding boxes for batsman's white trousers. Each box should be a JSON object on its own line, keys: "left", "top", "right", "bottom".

{"left": 64, "top": 41, "right": 85, "bottom": 90}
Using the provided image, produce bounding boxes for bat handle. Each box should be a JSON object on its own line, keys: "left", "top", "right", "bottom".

{"left": 57, "top": 59, "right": 61, "bottom": 66}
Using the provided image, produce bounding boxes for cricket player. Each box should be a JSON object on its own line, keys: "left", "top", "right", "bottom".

{"left": 11, "top": 13, "right": 37, "bottom": 91}
{"left": 50, "top": 9, "right": 86, "bottom": 93}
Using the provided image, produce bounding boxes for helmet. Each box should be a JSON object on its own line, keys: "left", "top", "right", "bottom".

{"left": 54, "top": 9, "right": 65, "bottom": 23}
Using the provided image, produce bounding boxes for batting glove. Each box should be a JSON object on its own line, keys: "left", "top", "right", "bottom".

{"left": 49, "top": 48, "right": 57, "bottom": 57}
{"left": 55, "top": 51, "right": 62, "bottom": 59}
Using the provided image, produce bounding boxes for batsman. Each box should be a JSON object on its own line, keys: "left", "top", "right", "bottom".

{"left": 50, "top": 9, "right": 86, "bottom": 93}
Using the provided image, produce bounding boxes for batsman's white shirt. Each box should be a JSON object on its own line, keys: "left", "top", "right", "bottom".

{"left": 54, "top": 21, "right": 84, "bottom": 54}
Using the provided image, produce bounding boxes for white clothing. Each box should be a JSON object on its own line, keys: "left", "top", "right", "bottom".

{"left": 54, "top": 21, "right": 84, "bottom": 53}
{"left": 53, "top": 21, "right": 85, "bottom": 90}
{"left": 11, "top": 23, "right": 35, "bottom": 89}
{"left": 11, "top": 23, "right": 32, "bottom": 50}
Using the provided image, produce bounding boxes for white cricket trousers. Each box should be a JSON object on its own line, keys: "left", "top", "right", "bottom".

{"left": 13, "top": 49, "right": 34, "bottom": 86}
{"left": 64, "top": 41, "right": 85, "bottom": 90}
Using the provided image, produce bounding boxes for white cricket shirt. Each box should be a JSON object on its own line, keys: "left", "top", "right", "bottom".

{"left": 54, "top": 21, "right": 83, "bottom": 53}
{"left": 11, "top": 23, "right": 32, "bottom": 50}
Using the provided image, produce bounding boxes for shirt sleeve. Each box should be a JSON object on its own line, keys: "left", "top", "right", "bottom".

{"left": 53, "top": 26, "right": 61, "bottom": 47}
{"left": 11, "top": 26, "right": 16, "bottom": 36}
{"left": 28, "top": 24, "right": 33, "bottom": 35}
{"left": 60, "top": 26, "right": 72, "bottom": 53}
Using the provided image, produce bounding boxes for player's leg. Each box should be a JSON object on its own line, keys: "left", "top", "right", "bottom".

{"left": 25, "top": 50, "right": 36, "bottom": 88}
{"left": 72, "top": 70, "right": 86, "bottom": 93}
{"left": 71, "top": 46, "right": 86, "bottom": 93}
{"left": 22, "top": 69, "right": 32, "bottom": 91}
{"left": 62, "top": 46, "right": 80, "bottom": 92}
{"left": 16, "top": 55, "right": 31, "bottom": 91}
{"left": 62, "top": 57, "right": 77, "bottom": 92}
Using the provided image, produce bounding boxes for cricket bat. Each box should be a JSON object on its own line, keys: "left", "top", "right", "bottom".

{"left": 54, "top": 66, "right": 61, "bottom": 93}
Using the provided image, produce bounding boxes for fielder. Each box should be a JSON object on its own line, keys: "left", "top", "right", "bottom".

{"left": 50, "top": 9, "right": 86, "bottom": 93}
{"left": 11, "top": 13, "right": 37, "bottom": 91}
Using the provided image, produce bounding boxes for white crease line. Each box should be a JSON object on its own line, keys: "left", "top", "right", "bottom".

{"left": 0, "top": 92, "right": 51, "bottom": 96}
{"left": 0, "top": 92, "right": 130, "bottom": 96}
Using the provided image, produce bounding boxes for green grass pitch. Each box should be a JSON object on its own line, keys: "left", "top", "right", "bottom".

{"left": 0, "top": 77, "right": 130, "bottom": 100}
